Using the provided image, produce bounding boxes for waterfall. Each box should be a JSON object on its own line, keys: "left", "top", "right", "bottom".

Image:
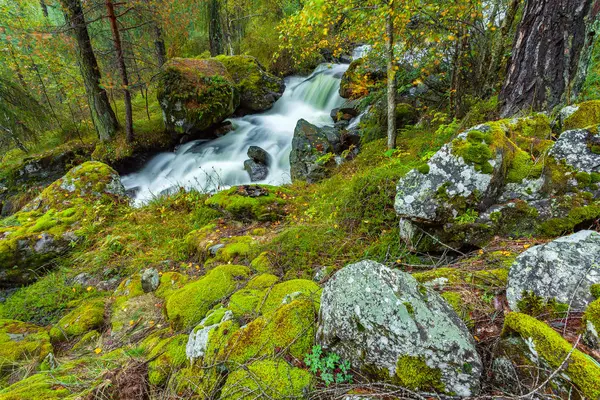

{"left": 121, "top": 63, "right": 349, "bottom": 205}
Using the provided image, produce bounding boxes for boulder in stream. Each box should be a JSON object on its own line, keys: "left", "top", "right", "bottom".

{"left": 157, "top": 58, "right": 239, "bottom": 136}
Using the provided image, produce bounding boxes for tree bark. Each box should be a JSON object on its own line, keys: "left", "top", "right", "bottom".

{"left": 106, "top": 0, "right": 134, "bottom": 143}
{"left": 386, "top": 9, "right": 397, "bottom": 150}
{"left": 60, "top": 0, "right": 118, "bottom": 141}
{"left": 485, "top": 0, "right": 521, "bottom": 94}
{"left": 208, "top": 0, "right": 224, "bottom": 56}
{"left": 500, "top": 0, "right": 600, "bottom": 117}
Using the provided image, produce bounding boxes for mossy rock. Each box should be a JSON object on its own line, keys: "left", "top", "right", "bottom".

{"left": 215, "top": 55, "right": 285, "bottom": 113}
{"left": 0, "top": 162, "right": 125, "bottom": 285}
{"left": 249, "top": 252, "right": 277, "bottom": 274}
{"left": 562, "top": 101, "right": 600, "bottom": 131}
{"left": 247, "top": 273, "right": 279, "bottom": 290}
{"left": 205, "top": 185, "right": 290, "bottom": 222}
{"left": 155, "top": 271, "right": 188, "bottom": 299}
{"left": 147, "top": 334, "right": 188, "bottom": 386}
{"left": 219, "top": 359, "right": 313, "bottom": 399}
{"left": 584, "top": 298, "right": 600, "bottom": 349}
{"left": 227, "top": 288, "right": 264, "bottom": 320}
{"left": 49, "top": 298, "right": 105, "bottom": 343}
{"left": 217, "top": 298, "right": 316, "bottom": 365}
{"left": 259, "top": 279, "right": 321, "bottom": 314}
{"left": 157, "top": 58, "right": 239, "bottom": 135}
{"left": 0, "top": 320, "right": 53, "bottom": 376}
{"left": 502, "top": 312, "right": 600, "bottom": 398}
{"left": 165, "top": 264, "right": 251, "bottom": 330}
{"left": 206, "top": 235, "right": 259, "bottom": 268}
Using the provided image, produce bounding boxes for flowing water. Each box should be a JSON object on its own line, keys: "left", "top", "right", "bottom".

{"left": 122, "top": 63, "right": 350, "bottom": 205}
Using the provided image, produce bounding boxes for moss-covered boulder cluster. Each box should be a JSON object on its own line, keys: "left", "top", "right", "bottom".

{"left": 157, "top": 55, "right": 284, "bottom": 137}
{"left": 395, "top": 105, "right": 600, "bottom": 251}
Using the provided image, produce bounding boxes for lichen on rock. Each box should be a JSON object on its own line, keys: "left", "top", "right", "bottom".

{"left": 317, "top": 260, "right": 482, "bottom": 396}
{"left": 506, "top": 230, "right": 600, "bottom": 311}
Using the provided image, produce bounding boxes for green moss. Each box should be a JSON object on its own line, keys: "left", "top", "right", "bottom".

{"left": 584, "top": 298, "right": 600, "bottom": 340}
{"left": 228, "top": 288, "right": 263, "bottom": 319}
{"left": 417, "top": 164, "right": 430, "bottom": 175}
{"left": 214, "top": 55, "right": 283, "bottom": 111}
{"left": 0, "top": 272, "right": 101, "bottom": 325}
{"left": 452, "top": 129, "right": 496, "bottom": 174}
{"left": 591, "top": 284, "right": 600, "bottom": 300}
{"left": 210, "top": 235, "right": 258, "bottom": 265}
{"left": 155, "top": 271, "right": 188, "bottom": 299}
{"left": 0, "top": 373, "right": 71, "bottom": 400}
{"left": 165, "top": 264, "right": 250, "bottom": 330}
{"left": 218, "top": 299, "right": 316, "bottom": 365}
{"left": 441, "top": 292, "right": 473, "bottom": 328}
{"left": 503, "top": 312, "right": 600, "bottom": 399}
{"left": 506, "top": 149, "right": 543, "bottom": 183}
{"left": 205, "top": 185, "right": 291, "bottom": 221}
{"left": 249, "top": 252, "right": 276, "bottom": 274}
{"left": 539, "top": 204, "right": 600, "bottom": 236}
{"left": 49, "top": 298, "right": 105, "bottom": 343}
{"left": 246, "top": 273, "right": 279, "bottom": 290}
{"left": 0, "top": 320, "right": 53, "bottom": 375}
{"left": 220, "top": 359, "right": 313, "bottom": 400}
{"left": 563, "top": 101, "right": 600, "bottom": 131}
{"left": 394, "top": 355, "right": 445, "bottom": 392}
{"left": 259, "top": 279, "right": 321, "bottom": 315}
{"left": 516, "top": 291, "right": 568, "bottom": 318}
{"left": 412, "top": 267, "right": 508, "bottom": 287}
{"left": 147, "top": 334, "right": 188, "bottom": 386}
{"left": 157, "top": 58, "right": 238, "bottom": 133}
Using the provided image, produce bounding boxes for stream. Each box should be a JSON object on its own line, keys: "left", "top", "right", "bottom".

{"left": 121, "top": 61, "right": 356, "bottom": 205}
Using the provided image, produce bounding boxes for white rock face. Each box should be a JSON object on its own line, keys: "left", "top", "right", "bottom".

{"left": 186, "top": 309, "right": 233, "bottom": 361}
{"left": 317, "top": 260, "right": 482, "bottom": 397}
{"left": 395, "top": 126, "right": 502, "bottom": 224}
{"left": 507, "top": 230, "right": 600, "bottom": 311}
{"left": 550, "top": 129, "right": 600, "bottom": 173}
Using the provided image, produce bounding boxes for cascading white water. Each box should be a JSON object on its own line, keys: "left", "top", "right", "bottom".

{"left": 121, "top": 63, "right": 349, "bottom": 205}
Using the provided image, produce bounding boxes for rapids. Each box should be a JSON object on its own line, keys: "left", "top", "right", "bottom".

{"left": 122, "top": 62, "right": 356, "bottom": 205}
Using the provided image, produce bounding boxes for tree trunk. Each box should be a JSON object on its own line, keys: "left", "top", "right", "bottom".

{"left": 208, "top": 0, "right": 224, "bottom": 56}
{"left": 60, "top": 0, "right": 118, "bottom": 141}
{"left": 485, "top": 0, "right": 521, "bottom": 94}
{"left": 152, "top": 23, "right": 167, "bottom": 66}
{"left": 386, "top": 10, "right": 397, "bottom": 150}
{"left": 500, "top": 0, "right": 600, "bottom": 117}
{"left": 106, "top": 0, "right": 134, "bottom": 143}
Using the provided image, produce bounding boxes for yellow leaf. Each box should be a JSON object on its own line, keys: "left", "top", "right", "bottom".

{"left": 94, "top": 348, "right": 102, "bottom": 354}
{"left": 86, "top": 286, "right": 93, "bottom": 292}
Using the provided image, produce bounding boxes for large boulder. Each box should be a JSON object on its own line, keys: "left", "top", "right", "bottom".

{"left": 317, "top": 260, "right": 482, "bottom": 396}
{"left": 506, "top": 230, "right": 600, "bottom": 311}
{"left": 290, "top": 119, "right": 341, "bottom": 183}
{"left": 215, "top": 55, "right": 285, "bottom": 113}
{"left": 395, "top": 113, "right": 600, "bottom": 250}
{"left": 157, "top": 58, "right": 239, "bottom": 136}
{"left": 0, "top": 162, "right": 126, "bottom": 286}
